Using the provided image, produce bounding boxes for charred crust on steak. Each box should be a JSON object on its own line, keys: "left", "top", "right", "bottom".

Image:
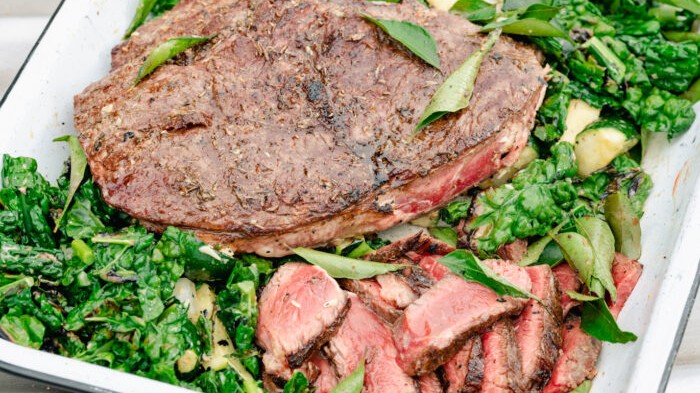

{"left": 286, "top": 295, "right": 351, "bottom": 369}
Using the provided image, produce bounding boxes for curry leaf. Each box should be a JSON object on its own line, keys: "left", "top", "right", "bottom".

{"left": 565, "top": 290, "right": 599, "bottom": 302}
{"left": 428, "top": 226, "right": 458, "bottom": 247}
{"left": 438, "top": 249, "right": 537, "bottom": 299}
{"left": 554, "top": 231, "right": 594, "bottom": 284}
{"left": 604, "top": 192, "right": 641, "bottom": 260}
{"left": 52, "top": 136, "right": 87, "bottom": 232}
{"left": 450, "top": 0, "right": 497, "bottom": 22}
{"left": 571, "top": 380, "right": 592, "bottom": 393}
{"left": 330, "top": 357, "right": 365, "bottom": 393}
{"left": 362, "top": 16, "right": 441, "bottom": 69}
{"left": 292, "top": 248, "right": 407, "bottom": 279}
{"left": 580, "top": 298, "right": 637, "bottom": 343}
{"left": 414, "top": 29, "right": 501, "bottom": 134}
{"left": 135, "top": 35, "right": 215, "bottom": 85}
{"left": 482, "top": 18, "right": 567, "bottom": 38}
{"left": 655, "top": 0, "right": 700, "bottom": 14}
{"left": 575, "top": 216, "right": 617, "bottom": 301}
{"left": 124, "top": 0, "right": 157, "bottom": 39}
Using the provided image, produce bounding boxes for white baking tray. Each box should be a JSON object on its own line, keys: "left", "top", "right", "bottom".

{"left": 1, "top": 0, "right": 699, "bottom": 392}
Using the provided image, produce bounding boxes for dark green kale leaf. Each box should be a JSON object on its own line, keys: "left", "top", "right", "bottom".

{"left": 151, "top": 0, "right": 180, "bottom": 16}
{"left": 644, "top": 39, "right": 699, "bottom": 93}
{"left": 470, "top": 143, "right": 579, "bottom": 253}
{"left": 623, "top": 87, "right": 696, "bottom": 138}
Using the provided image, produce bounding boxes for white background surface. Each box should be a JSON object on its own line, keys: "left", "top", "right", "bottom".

{"left": 0, "top": 0, "right": 699, "bottom": 391}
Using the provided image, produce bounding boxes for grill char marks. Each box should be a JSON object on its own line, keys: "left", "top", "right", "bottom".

{"left": 442, "top": 337, "right": 483, "bottom": 393}
{"left": 74, "top": 0, "right": 547, "bottom": 257}
{"left": 515, "top": 265, "right": 563, "bottom": 391}
{"left": 256, "top": 263, "right": 349, "bottom": 380}
{"left": 541, "top": 316, "right": 602, "bottom": 393}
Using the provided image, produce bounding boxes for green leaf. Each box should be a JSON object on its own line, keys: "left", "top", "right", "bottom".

{"left": 52, "top": 136, "right": 87, "bottom": 231}
{"left": 450, "top": 0, "right": 497, "bottom": 22}
{"left": 0, "top": 315, "right": 45, "bottom": 349}
{"left": 135, "top": 35, "right": 215, "bottom": 85}
{"left": 124, "top": 0, "right": 157, "bottom": 39}
{"left": 440, "top": 200, "right": 472, "bottom": 225}
{"left": 571, "top": 380, "right": 593, "bottom": 393}
{"left": 565, "top": 290, "right": 599, "bottom": 302}
{"left": 604, "top": 192, "right": 641, "bottom": 260}
{"left": 283, "top": 372, "right": 311, "bottom": 393}
{"left": 655, "top": 0, "right": 700, "bottom": 14}
{"left": 663, "top": 31, "right": 700, "bottom": 43}
{"left": 482, "top": 18, "right": 568, "bottom": 38}
{"left": 581, "top": 299, "right": 637, "bottom": 343}
{"left": 680, "top": 78, "right": 700, "bottom": 104}
{"left": 438, "top": 250, "right": 537, "bottom": 299}
{"left": 574, "top": 216, "right": 617, "bottom": 301}
{"left": 520, "top": 236, "right": 553, "bottom": 266}
{"left": 428, "top": 226, "right": 458, "bottom": 247}
{"left": 554, "top": 231, "right": 595, "bottom": 286}
{"left": 361, "top": 16, "right": 441, "bottom": 69}
{"left": 414, "top": 29, "right": 501, "bottom": 134}
{"left": 330, "top": 357, "right": 365, "bottom": 393}
{"left": 292, "top": 248, "right": 407, "bottom": 279}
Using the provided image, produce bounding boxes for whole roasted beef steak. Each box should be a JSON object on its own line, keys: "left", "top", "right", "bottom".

{"left": 73, "top": 0, "right": 547, "bottom": 256}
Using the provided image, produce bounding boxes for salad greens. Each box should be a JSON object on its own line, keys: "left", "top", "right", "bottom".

{"left": 0, "top": 153, "right": 295, "bottom": 392}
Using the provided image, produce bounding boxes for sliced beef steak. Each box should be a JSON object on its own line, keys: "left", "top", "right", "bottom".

{"left": 552, "top": 264, "right": 583, "bottom": 317}
{"left": 393, "top": 260, "right": 531, "bottom": 376}
{"left": 609, "top": 253, "right": 643, "bottom": 318}
{"left": 481, "top": 319, "right": 522, "bottom": 393}
{"left": 419, "top": 373, "right": 444, "bottom": 393}
{"left": 515, "top": 265, "right": 563, "bottom": 391}
{"left": 326, "top": 293, "right": 418, "bottom": 393}
{"left": 442, "top": 337, "right": 483, "bottom": 393}
{"left": 542, "top": 316, "right": 602, "bottom": 393}
{"left": 340, "top": 273, "right": 418, "bottom": 323}
{"left": 496, "top": 239, "right": 528, "bottom": 263}
{"left": 256, "top": 263, "right": 349, "bottom": 379}
{"left": 309, "top": 353, "right": 338, "bottom": 393}
{"left": 74, "top": 0, "right": 547, "bottom": 257}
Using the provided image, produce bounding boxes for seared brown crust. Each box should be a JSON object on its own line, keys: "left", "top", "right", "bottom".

{"left": 74, "top": 0, "right": 547, "bottom": 256}
{"left": 287, "top": 297, "right": 351, "bottom": 369}
{"left": 465, "top": 339, "right": 484, "bottom": 393}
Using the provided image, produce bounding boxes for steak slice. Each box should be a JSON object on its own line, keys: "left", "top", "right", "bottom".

{"left": 325, "top": 293, "right": 419, "bottom": 393}
{"left": 442, "top": 337, "right": 483, "bottom": 393}
{"left": 393, "top": 260, "right": 531, "bottom": 376}
{"left": 515, "top": 265, "right": 563, "bottom": 391}
{"left": 552, "top": 264, "right": 583, "bottom": 317}
{"left": 256, "top": 263, "right": 349, "bottom": 379}
{"left": 74, "top": 0, "right": 547, "bottom": 257}
{"left": 309, "top": 353, "right": 338, "bottom": 393}
{"left": 419, "top": 373, "right": 444, "bottom": 393}
{"left": 340, "top": 273, "right": 418, "bottom": 323}
{"left": 541, "top": 316, "right": 602, "bottom": 393}
{"left": 608, "top": 253, "right": 643, "bottom": 318}
{"left": 496, "top": 239, "right": 528, "bottom": 263}
{"left": 481, "top": 319, "right": 522, "bottom": 393}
